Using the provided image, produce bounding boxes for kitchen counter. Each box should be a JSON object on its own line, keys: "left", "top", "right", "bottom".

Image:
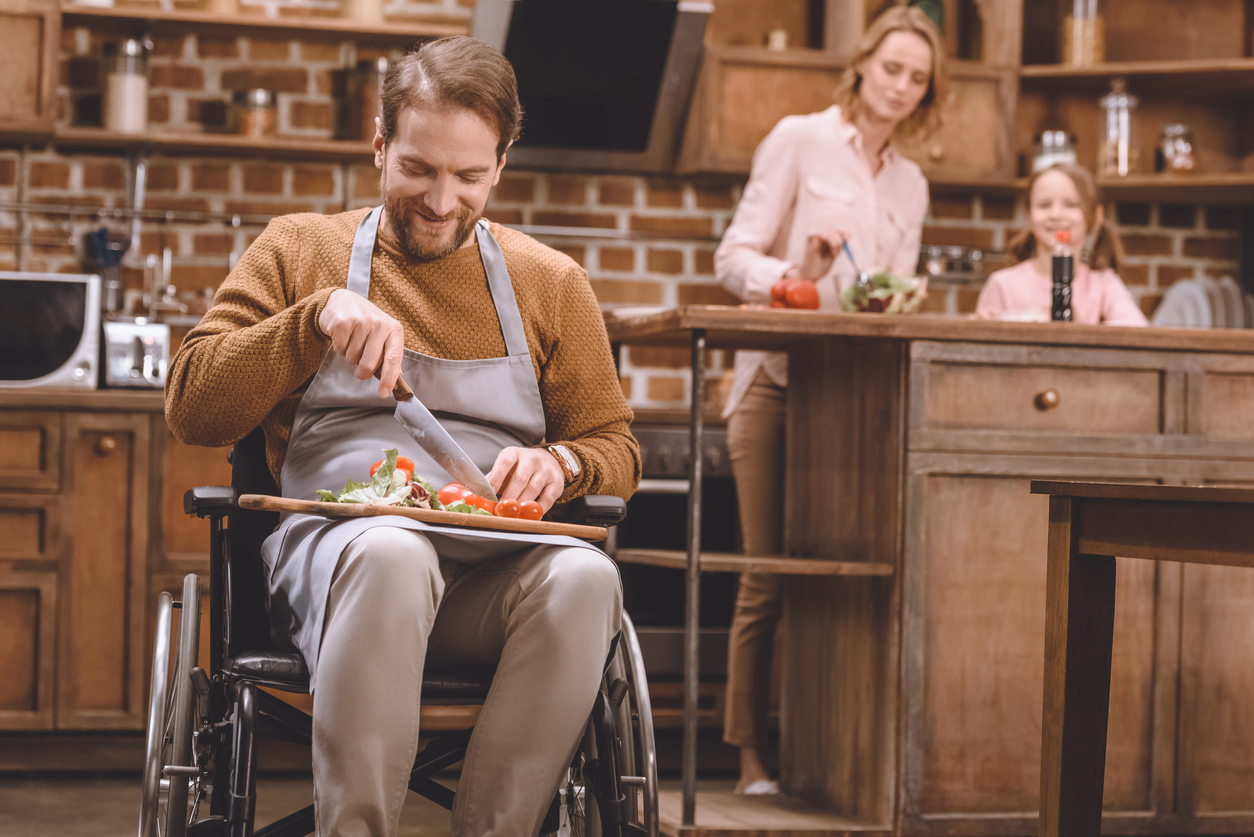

{"left": 608, "top": 306, "right": 1254, "bottom": 836}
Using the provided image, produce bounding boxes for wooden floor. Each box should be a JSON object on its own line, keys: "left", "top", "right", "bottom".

{"left": 657, "top": 782, "right": 889, "bottom": 837}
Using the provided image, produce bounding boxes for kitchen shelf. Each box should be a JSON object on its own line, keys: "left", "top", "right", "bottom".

{"left": 1020, "top": 58, "right": 1254, "bottom": 97}
{"left": 60, "top": 5, "right": 467, "bottom": 42}
{"left": 614, "top": 548, "right": 895, "bottom": 576}
{"left": 1096, "top": 172, "right": 1254, "bottom": 203}
{"left": 52, "top": 126, "right": 375, "bottom": 160}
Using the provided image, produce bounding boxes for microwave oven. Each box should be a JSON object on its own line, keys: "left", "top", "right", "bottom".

{"left": 0, "top": 272, "right": 100, "bottom": 390}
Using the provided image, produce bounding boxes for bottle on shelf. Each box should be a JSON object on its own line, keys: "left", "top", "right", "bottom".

{"left": 1062, "top": 0, "right": 1104, "bottom": 66}
{"left": 1099, "top": 77, "right": 1139, "bottom": 177}
{"left": 1032, "top": 130, "right": 1077, "bottom": 172}
{"left": 1158, "top": 123, "right": 1197, "bottom": 174}
{"left": 104, "top": 39, "right": 149, "bottom": 134}
{"left": 1051, "top": 230, "right": 1074, "bottom": 323}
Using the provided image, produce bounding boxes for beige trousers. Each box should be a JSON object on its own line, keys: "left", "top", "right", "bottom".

{"left": 723, "top": 371, "right": 786, "bottom": 750}
{"left": 312, "top": 526, "right": 622, "bottom": 837}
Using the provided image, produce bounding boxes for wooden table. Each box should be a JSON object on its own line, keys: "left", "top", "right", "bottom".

{"left": 608, "top": 306, "right": 1254, "bottom": 836}
{"left": 1032, "top": 480, "right": 1254, "bottom": 837}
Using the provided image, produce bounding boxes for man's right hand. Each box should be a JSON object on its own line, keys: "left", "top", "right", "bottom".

{"left": 318, "top": 289, "right": 405, "bottom": 398}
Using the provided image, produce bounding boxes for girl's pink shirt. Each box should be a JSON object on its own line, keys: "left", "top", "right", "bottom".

{"left": 975, "top": 259, "right": 1149, "bottom": 326}
{"left": 714, "top": 106, "right": 929, "bottom": 417}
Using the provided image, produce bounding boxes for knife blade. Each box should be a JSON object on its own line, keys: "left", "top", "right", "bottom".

{"left": 383, "top": 371, "right": 499, "bottom": 502}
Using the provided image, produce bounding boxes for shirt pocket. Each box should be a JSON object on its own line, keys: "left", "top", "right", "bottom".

{"left": 801, "top": 177, "right": 858, "bottom": 233}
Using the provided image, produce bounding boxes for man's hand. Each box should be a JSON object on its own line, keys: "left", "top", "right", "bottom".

{"left": 486, "top": 447, "right": 565, "bottom": 512}
{"left": 798, "top": 225, "right": 851, "bottom": 281}
{"left": 318, "top": 289, "right": 405, "bottom": 398}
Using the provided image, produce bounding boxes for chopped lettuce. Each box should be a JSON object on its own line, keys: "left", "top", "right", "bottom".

{"left": 316, "top": 449, "right": 415, "bottom": 506}
{"left": 443, "top": 500, "right": 494, "bottom": 516}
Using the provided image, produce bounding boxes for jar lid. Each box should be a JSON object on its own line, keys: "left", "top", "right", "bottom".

{"left": 234, "top": 88, "right": 277, "bottom": 108}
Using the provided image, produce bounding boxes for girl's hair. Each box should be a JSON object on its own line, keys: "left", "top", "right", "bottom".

{"left": 1008, "top": 163, "right": 1124, "bottom": 271}
{"left": 831, "top": 5, "right": 948, "bottom": 144}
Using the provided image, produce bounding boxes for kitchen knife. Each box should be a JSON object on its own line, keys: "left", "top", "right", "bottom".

{"left": 384, "top": 371, "right": 500, "bottom": 502}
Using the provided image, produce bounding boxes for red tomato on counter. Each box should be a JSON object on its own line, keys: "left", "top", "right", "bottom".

{"left": 768, "top": 277, "right": 820, "bottom": 310}
{"left": 519, "top": 500, "right": 543, "bottom": 521}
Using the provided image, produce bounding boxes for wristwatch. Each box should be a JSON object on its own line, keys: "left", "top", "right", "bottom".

{"left": 547, "top": 444, "right": 582, "bottom": 484}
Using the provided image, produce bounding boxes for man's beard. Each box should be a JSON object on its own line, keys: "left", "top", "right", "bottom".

{"left": 382, "top": 192, "right": 479, "bottom": 261}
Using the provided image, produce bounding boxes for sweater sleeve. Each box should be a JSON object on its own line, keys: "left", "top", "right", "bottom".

{"left": 164, "top": 216, "right": 337, "bottom": 447}
{"left": 715, "top": 117, "right": 803, "bottom": 303}
{"left": 540, "top": 264, "right": 641, "bottom": 506}
{"left": 1099, "top": 271, "right": 1150, "bottom": 326}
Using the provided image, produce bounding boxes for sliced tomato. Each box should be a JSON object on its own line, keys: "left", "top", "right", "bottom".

{"left": 463, "top": 493, "right": 496, "bottom": 514}
{"left": 437, "top": 482, "right": 471, "bottom": 507}
{"left": 494, "top": 498, "right": 521, "bottom": 518}
{"left": 370, "top": 459, "right": 413, "bottom": 481}
{"left": 519, "top": 500, "right": 543, "bottom": 521}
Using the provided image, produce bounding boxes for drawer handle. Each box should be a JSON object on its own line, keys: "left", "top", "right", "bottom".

{"left": 1034, "top": 389, "right": 1061, "bottom": 411}
{"left": 96, "top": 436, "right": 117, "bottom": 456}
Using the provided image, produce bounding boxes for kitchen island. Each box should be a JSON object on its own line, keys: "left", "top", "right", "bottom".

{"left": 607, "top": 306, "right": 1254, "bottom": 836}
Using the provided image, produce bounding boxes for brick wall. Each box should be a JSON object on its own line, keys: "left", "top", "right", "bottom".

{"left": 3, "top": 21, "right": 1241, "bottom": 415}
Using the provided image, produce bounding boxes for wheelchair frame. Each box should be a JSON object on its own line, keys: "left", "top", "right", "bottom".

{"left": 139, "top": 429, "right": 657, "bottom": 837}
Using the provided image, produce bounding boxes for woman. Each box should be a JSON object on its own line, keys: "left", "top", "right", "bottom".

{"left": 714, "top": 5, "right": 947, "bottom": 795}
{"left": 976, "top": 163, "right": 1148, "bottom": 325}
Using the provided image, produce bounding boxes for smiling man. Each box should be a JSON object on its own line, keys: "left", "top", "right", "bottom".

{"left": 166, "top": 37, "right": 639, "bottom": 837}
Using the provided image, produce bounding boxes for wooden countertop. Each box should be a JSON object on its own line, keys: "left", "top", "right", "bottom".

{"left": 0, "top": 388, "right": 166, "bottom": 412}
{"left": 605, "top": 306, "right": 1254, "bottom": 354}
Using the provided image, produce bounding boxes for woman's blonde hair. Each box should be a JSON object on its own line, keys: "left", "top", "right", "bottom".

{"left": 1007, "top": 163, "right": 1124, "bottom": 271}
{"left": 832, "top": 5, "right": 948, "bottom": 144}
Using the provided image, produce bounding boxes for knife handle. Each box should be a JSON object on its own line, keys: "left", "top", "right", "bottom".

{"left": 374, "top": 368, "right": 415, "bottom": 402}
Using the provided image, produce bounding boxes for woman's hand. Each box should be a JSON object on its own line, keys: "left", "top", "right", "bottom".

{"left": 317, "top": 288, "right": 405, "bottom": 397}
{"left": 799, "top": 225, "right": 851, "bottom": 280}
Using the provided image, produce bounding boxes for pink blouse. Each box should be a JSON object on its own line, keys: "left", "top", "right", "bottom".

{"left": 715, "top": 106, "right": 929, "bottom": 417}
{"left": 975, "top": 260, "right": 1148, "bottom": 326}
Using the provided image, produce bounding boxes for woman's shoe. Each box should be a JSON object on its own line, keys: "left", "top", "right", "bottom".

{"left": 735, "top": 779, "right": 780, "bottom": 796}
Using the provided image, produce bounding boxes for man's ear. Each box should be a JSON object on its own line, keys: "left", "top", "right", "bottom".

{"left": 492, "top": 144, "right": 511, "bottom": 186}
{"left": 373, "top": 117, "right": 386, "bottom": 169}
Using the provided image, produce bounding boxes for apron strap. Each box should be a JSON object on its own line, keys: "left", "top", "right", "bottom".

{"left": 475, "top": 219, "right": 531, "bottom": 358}
{"left": 347, "top": 206, "right": 382, "bottom": 297}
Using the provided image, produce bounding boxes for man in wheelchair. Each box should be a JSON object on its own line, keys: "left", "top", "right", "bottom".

{"left": 165, "top": 35, "right": 640, "bottom": 836}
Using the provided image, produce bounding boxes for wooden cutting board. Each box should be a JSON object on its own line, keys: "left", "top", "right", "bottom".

{"left": 237, "top": 494, "right": 609, "bottom": 541}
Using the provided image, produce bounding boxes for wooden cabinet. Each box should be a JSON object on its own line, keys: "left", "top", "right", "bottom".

{"left": 0, "top": 0, "right": 58, "bottom": 136}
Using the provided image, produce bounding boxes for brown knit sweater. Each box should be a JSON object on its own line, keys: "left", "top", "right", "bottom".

{"left": 165, "top": 208, "right": 640, "bottom": 505}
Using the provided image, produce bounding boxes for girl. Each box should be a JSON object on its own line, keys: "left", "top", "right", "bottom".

{"left": 976, "top": 163, "right": 1147, "bottom": 325}
{"left": 714, "top": 4, "right": 947, "bottom": 796}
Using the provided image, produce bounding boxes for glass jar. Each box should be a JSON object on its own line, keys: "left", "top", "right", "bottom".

{"left": 1159, "top": 123, "right": 1196, "bottom": 174}
{"left": 1062, "top": 0, "right": 1105, "bottom": 66}
{"left": 1033, "top": 130, "right": 1078, "bottom": 171}
{"left": 1099, "top": 77, "right": 1138, "bottom": 177}
{"left": 345, "top": 58, "right": 389, "bottom": 141}
{"left": 234, "top": 89, "right": 278, "bottom": 138}
{"left": 104, "top": 39, "right": 149, "bottom": 134}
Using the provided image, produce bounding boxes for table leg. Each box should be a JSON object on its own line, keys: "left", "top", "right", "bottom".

{"left": 1040, "top": 495, "right": 1117, "bottom": 837}
{"left": 682, "top": 329, "right": 706, "bottom": 826}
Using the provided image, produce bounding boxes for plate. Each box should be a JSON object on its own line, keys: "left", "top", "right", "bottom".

{"left": 238, "top": 494, "right": 609, "bottom": 541}
{"left": 1152, "top": 279, "right": 1211, "bottom": 329}
{"left": 1219, "top": 276, "right": 1244, "bottom": 328}
{"left": 1199, "top": 277, "right": 1226, "bottom": 328}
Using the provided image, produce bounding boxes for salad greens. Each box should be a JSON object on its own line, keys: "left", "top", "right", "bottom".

{"left": 839, "top": 270, "right": 924, "bottom": 314}
{"left": 316, "top": 447, "right": 487, "bottom": 514}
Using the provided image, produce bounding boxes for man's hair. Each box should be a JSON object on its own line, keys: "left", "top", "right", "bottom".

{"left": 379, "top": 36, "right": 523, "bottom": 160}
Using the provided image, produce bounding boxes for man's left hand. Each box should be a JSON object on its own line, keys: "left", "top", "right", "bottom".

{"left": 486, "top": 447, "right": 565, "bottom": 512}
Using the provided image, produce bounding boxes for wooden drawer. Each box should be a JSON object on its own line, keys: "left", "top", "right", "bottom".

{"left": 0, "top": 411, "right": 61, "bottom": 491}
{"left": 1198, "top": 368, "right": 1254, "bottom": 441}
{"left": 921, "top": 361, "right": 1162, "bottom": 435}
{"left": 0, "top": 495, "right": 61, "bottom": 563}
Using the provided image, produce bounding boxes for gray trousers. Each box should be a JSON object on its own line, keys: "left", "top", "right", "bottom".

{"left": 311, "top": 527, "right": 622, "bottom": 837}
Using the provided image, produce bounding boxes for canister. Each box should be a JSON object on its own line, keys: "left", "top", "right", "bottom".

{"left": 104, "top": 39, "right": 149, "bottom": 134}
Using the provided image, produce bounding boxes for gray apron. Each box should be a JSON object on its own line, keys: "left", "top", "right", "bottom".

{"left": 260, "top": 207, "right": 595, "bottom": 687}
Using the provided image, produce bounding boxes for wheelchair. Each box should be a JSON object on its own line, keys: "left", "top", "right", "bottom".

{"left": 139, "top": 428, "right": 658, "bottom": 837}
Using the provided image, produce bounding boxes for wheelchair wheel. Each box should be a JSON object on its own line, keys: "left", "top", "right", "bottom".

{"left": 139, "top": 574, "right": 204, "bottom": 837}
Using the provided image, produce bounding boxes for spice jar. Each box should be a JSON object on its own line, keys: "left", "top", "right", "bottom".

{"left": 1062, "top": 0, "right": 1104, "bottom": 66}
{"left": 234, "top": 89, "right": 278, "bottom": 138}
{"left": 1099, "top": 77, "right": 1138, "bottom": 177}
{"left": 1158, "top": 123, "right": 1196, "bottom": 174}
{"left": 345, "top": 58, "right": 389, "bottom": 141}
{"left": 104, "top": 39, "right": 149, "bottom": 134}
{"left": 1032, "top": 130, "right": 1077, "bottom": 171}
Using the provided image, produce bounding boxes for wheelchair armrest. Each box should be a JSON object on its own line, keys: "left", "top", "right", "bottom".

{"left": 184, "top": 486, "right": 237, "bottom": 518}
{"left": 559, "top": 495, "right": 626, "bottom": 526}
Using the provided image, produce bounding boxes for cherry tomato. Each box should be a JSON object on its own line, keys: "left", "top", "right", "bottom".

{"left": 437, "top": 482, "right": 471, "bottom": 507}
{"left": 519, "top": 500, "right": 543, "bottom": 521}
{"left": 770, "top": 278, "right": 791, "bottom": 305}
{"left": 370, "top": 458, "right": 413, "bottom": 481}
{"left": 494, "top": 498, "right": 521, "bottom": 518}
{"left": 784, "top": 281, "right": 820, "bottom": 309}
